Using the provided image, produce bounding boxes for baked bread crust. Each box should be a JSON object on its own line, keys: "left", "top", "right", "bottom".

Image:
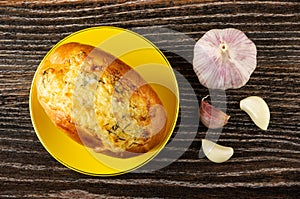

{"left": 36, "top": 42, "right": 167, "bottom": 158}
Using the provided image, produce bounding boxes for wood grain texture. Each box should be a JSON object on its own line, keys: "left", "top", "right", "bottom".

{"left": 0, "top": 0, "right": 299, "bottom": 198}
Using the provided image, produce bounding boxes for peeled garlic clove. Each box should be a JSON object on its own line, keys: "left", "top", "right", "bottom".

{"left": 193, "top": 28, "right": 257, "bottom": 90}
{"left": 240, "top": 96, "right": 270, "bottom": 130}
{"left": 200, "top": 96, "right": 230, "bottom": 129}
{"left": 202, "top": 139, "right": 234, "bottom": 163}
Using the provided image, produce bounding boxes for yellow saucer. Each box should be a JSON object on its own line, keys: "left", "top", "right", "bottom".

{"left": 29, "top": 26, "right": 179, "bottom": 176}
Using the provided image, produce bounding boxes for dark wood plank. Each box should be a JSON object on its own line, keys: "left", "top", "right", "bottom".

{"left": 0, "top": 0, "right": 299, "bottom": 198}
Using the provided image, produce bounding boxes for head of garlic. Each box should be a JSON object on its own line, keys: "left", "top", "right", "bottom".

{"left": 193, "top": 28, "right": 257, "bottom": 90}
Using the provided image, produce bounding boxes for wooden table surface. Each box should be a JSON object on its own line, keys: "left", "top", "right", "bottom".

{"left": 1, "top": 0, "right": 299, "bottom": 198}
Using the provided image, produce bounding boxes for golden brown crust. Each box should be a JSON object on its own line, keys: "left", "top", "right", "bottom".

{"left": 36, "top": 42, "right": 167, "bottom": 158}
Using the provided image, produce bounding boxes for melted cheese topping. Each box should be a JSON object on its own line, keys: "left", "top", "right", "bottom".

{"left": 38, "top": 56, "right": 152, "bottom": 153}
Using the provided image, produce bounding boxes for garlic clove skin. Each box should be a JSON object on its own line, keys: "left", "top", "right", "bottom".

{"left": 200, "top": 96, "right": 230, "bottom": 129}
{"left": 201, "top": 139, "right": 234, "bottom": 163}
{"left": 240, "top": 96, "right": 270, "bottom": 130}
{"left": 193, "top": 28, "right": 257, "bottom": 90}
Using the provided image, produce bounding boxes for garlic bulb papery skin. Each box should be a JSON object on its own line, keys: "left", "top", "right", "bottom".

{"left": 193, "top": 28, "right": 257, "bottom": 90}
{"left": 240, "top": 96, "right": 270, "bottom": 130}
{"left": 201, "top": 139, "right": 234, "bottom": 163}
